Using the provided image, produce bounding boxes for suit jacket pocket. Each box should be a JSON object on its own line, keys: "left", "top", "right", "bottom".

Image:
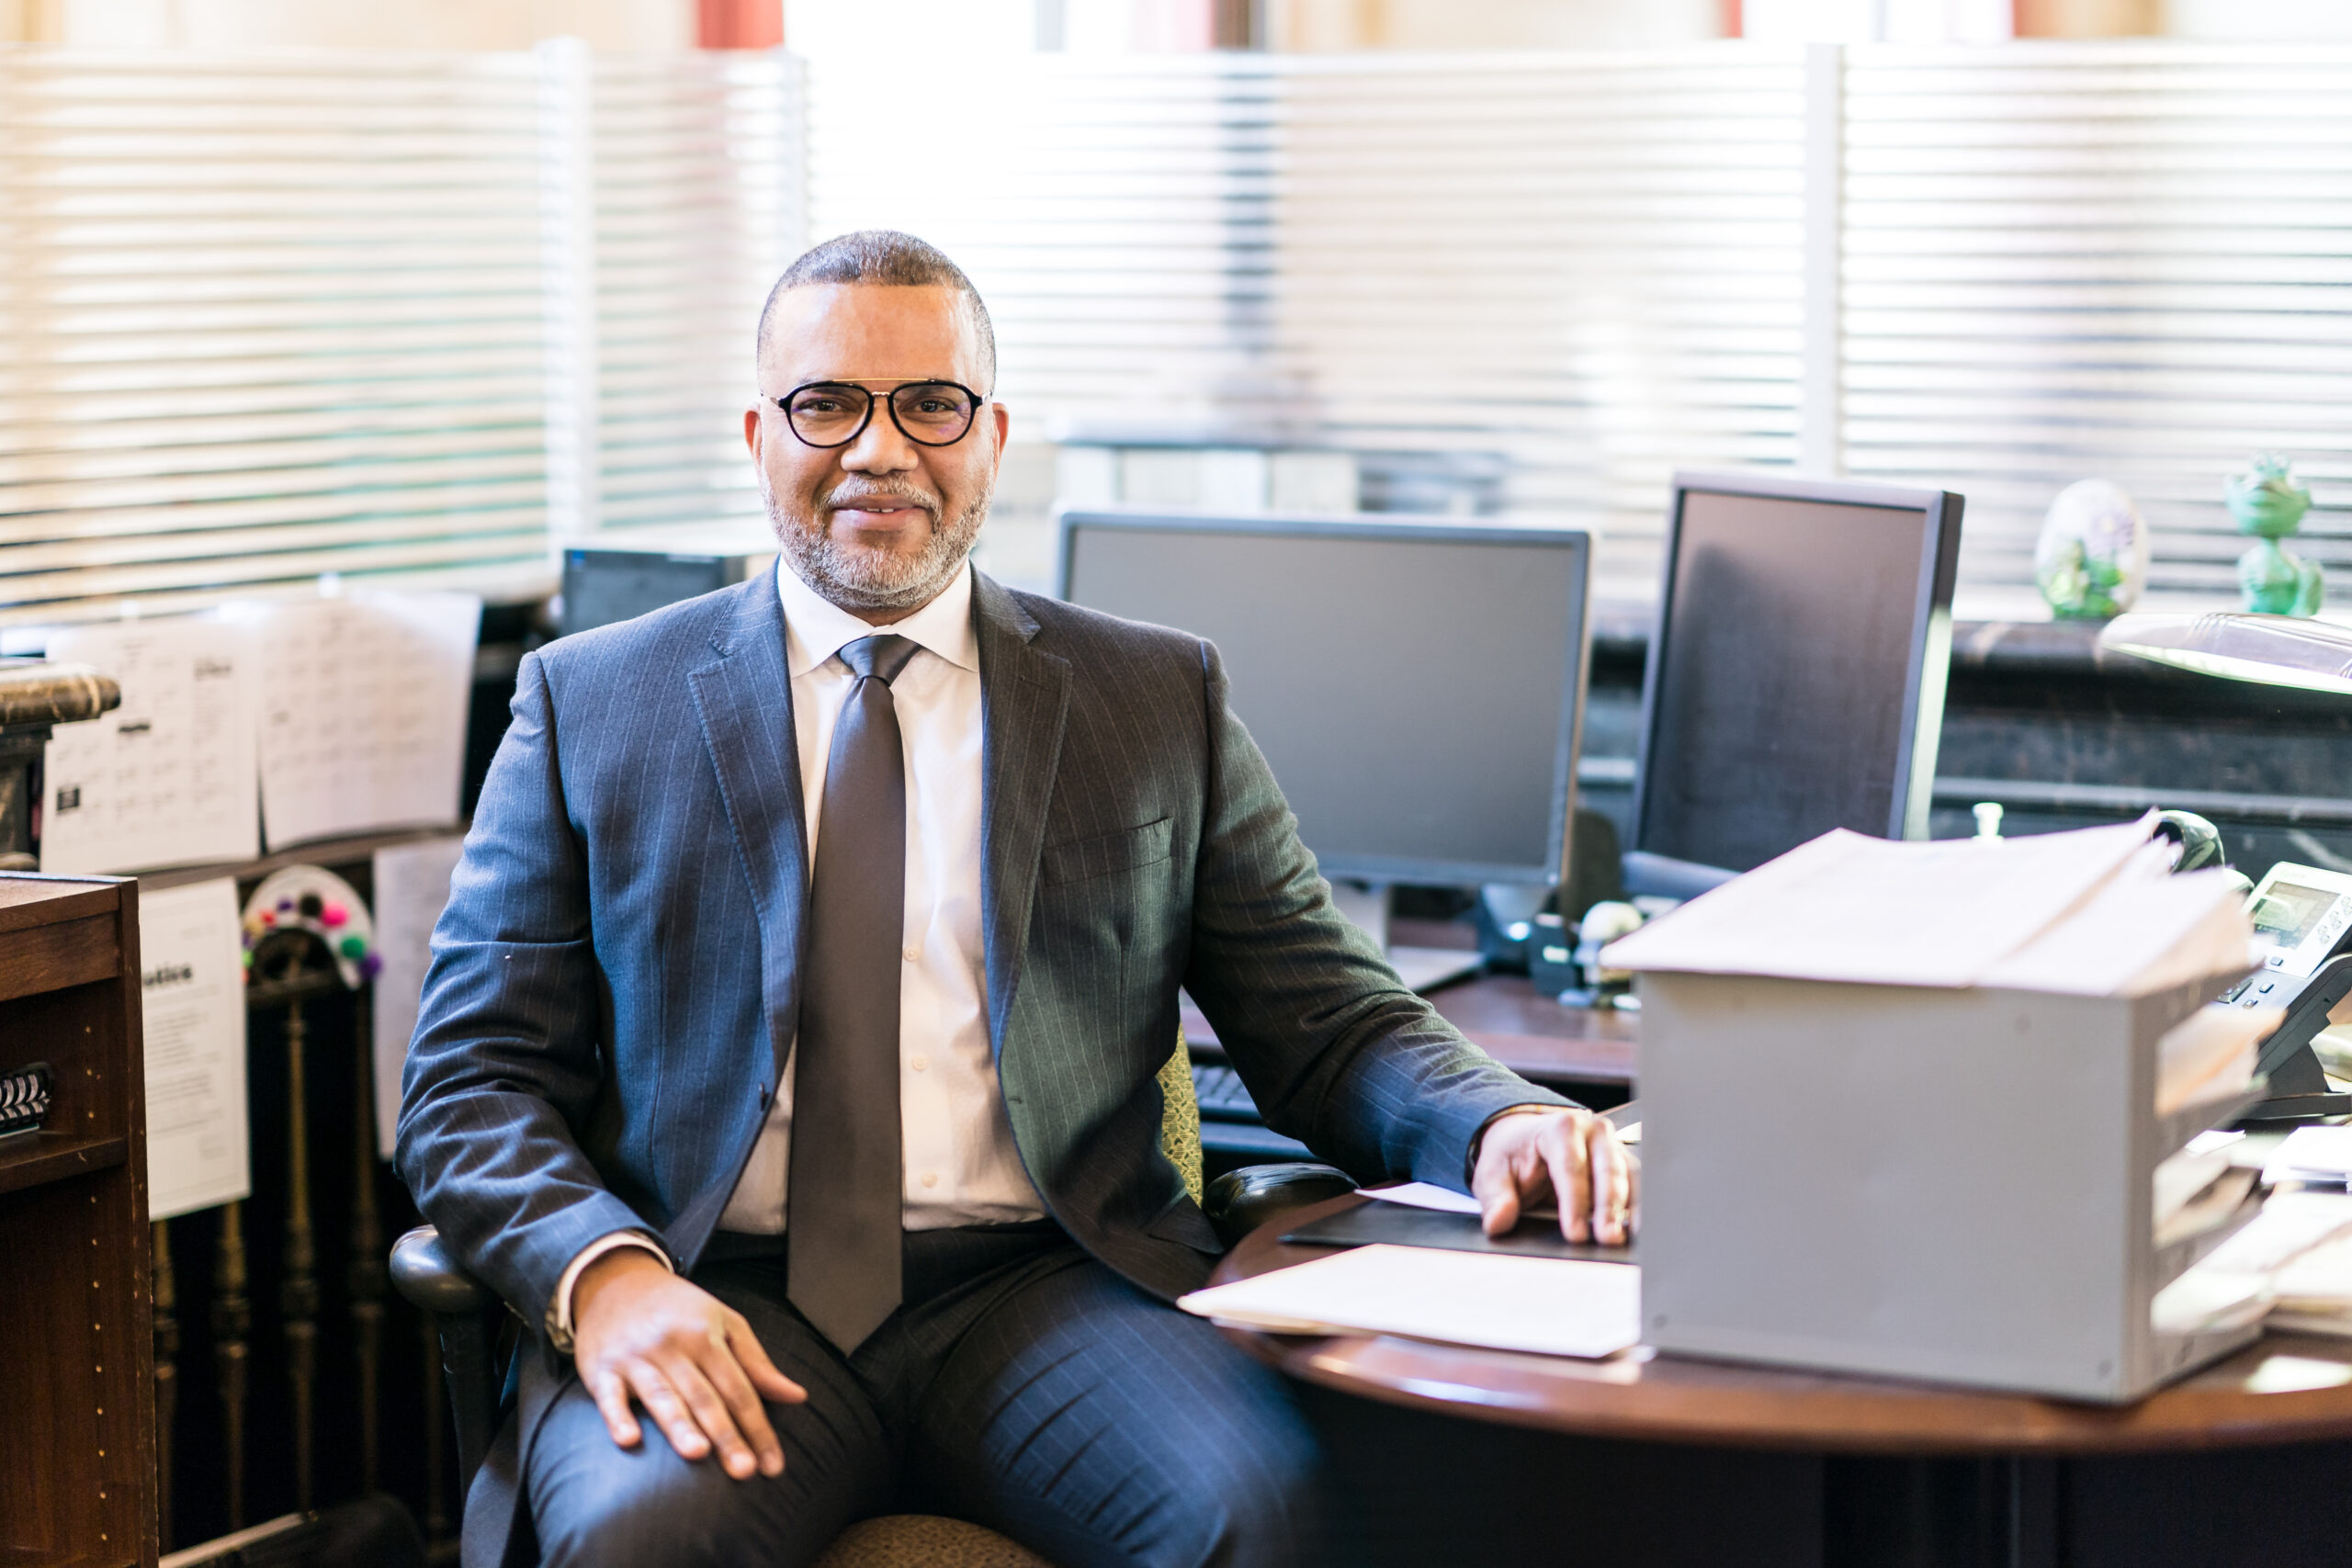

{"left": 1042, "top": 815, "right": 1172, "bottom": 887}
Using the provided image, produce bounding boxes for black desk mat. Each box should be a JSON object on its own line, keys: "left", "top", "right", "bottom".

{"left": 1281, "top": 1200, "right": 1635, "bottom": 1263}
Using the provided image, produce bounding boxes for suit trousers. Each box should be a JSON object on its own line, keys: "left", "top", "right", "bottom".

{"left": 524, "top": 1223, "right": 1329, "bottom": 1568}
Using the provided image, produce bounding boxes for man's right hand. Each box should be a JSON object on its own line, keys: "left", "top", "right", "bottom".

{"left": 571, "top": 1248, "right": 806, "bottom": 1479}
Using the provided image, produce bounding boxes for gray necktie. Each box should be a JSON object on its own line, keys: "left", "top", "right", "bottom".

{"left": 787, "top": 632, "right": 919, "bottom": 1353}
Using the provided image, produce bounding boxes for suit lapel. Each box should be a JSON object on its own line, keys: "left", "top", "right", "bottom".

{"left": 975, "top": 570, "right": 1070, "bottom": 1060}
{"left": 686, "top": 564, "right": 809, "bottom": 1087}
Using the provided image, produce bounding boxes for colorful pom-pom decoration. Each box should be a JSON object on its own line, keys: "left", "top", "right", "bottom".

{"left": 241, "top": 865, "right": 379, "bottom": 989}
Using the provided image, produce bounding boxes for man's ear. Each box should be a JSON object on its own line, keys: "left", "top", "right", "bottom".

{"left": 744, "top": 404, "right": 763, "bottom": 461}
{"left": 987, "top": 401, "right": 1011, "bottom": 481}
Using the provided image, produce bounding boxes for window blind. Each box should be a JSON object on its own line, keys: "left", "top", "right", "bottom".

{"left": 808, "top": 49, "right": 1809, "bottom": 598}
{"left": 1840, "top": 41, "right": 2352, "bottom": 603}
{"left": 0, "top": 47, "right": 554, "bottom": 629}
{"left": 583, "top": 51, "right": 806, "bottom": 536}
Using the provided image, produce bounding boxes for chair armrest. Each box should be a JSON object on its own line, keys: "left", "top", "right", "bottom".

{"left": 390, "top": 1224, "right": 505, "bottom": 1494}
{"left": 1203, "top": 1162, "right": 1358, "bottom": 1248}
{"left": 390, "top": 1224, "right": 496, "bottom": 1316}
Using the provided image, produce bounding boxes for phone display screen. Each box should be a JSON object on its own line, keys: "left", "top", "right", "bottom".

{"left": 2249, "top": 874, "right": 2352, "bottom": 979}
{"left": 2254, "top": 884, "right": 2336, "bottom": 948}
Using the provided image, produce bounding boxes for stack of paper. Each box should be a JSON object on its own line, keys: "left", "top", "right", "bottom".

{"left": 2263, "top": 1125, "right": 2352, "bottom": 1190}
{"left": 2153, "top": 1191, "right": 2352, "bottom": 1334}
{"left": 1600, "top": 815, "right": 2257, "bottom": 998}
{"left": 1176, "top": 1244, "right": 1641, "bottom": 1359}
{"left": 2156, "top": 1003, "right": 2278, "bottom": 1118}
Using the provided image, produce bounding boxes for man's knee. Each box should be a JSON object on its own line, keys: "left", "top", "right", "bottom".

{"left": 1156, "top": 1399, "right": 1329, "bottom": 1568}
{"left": 532, "top": 1414, "right": 860, "bottom": 1568}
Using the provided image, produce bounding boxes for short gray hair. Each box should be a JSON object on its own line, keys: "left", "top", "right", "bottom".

{"left": 756, "top": 230, "right": 997, "bottom": 391}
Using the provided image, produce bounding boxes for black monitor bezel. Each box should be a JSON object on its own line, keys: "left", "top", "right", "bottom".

{"left": 1057, "top": 507, "right": 1593, "bottom": 890}
{"left": 1627, "top": 470, "right": 1963, "bottom": 879}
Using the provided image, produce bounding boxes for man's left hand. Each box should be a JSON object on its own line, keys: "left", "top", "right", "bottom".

{"left": 1471, "top": 1108, "right": 1636, "bottom": 1247}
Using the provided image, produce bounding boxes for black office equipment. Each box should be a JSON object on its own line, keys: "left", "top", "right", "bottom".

{"left": 560, "top": 547, "right": 748, "bottom": 637}
{"left": 1624, "top": 472, "right": 1963, "bottom": 898}
{"left": 1281, "top": 1201, "right": 1630, "bottom": 1263}
{"left": 2221, "top": 860, "right": 2352, "bottom": 1121}
{"left": 1059, "top": 510, "right": 1591, "bottom": 987}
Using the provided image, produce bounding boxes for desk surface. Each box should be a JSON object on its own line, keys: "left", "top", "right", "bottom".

{"left": 1213, "top": 1194, "right": 2352, "bottom": 1458}
{"left": 1182, "top": 977, "right": 1638, "bottom": 1089}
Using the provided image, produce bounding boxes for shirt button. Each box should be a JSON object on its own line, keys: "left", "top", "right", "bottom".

{"left": 921, "top": 1172, "right": 939, "bottom": 1189}
{"left": 910, "top": 1055, "right": 929, "bottom": 1073}
{"left": 902, "top": 946, "right": 920, "bottom": 963}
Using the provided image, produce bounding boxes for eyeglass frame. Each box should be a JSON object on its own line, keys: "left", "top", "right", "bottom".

{"left": 762, "top": 377, "right": 995, "bottom": 450}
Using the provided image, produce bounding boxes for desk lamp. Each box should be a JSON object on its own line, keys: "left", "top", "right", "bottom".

{"left": 2101, "top": 611, "right": 2352, "bottom": 1121}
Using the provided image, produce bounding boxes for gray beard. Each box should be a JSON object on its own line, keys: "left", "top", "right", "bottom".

{"left": 766, "top": 486, "right": 989, "bottom": 614}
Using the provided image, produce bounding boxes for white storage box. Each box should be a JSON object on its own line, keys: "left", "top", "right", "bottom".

{"left": 1637, "top": 968, "right": 2262, "bottom": 1403}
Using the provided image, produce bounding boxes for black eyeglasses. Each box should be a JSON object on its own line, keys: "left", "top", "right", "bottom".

{"left": 767, "top": 379, "right": 989, "bottom": 449}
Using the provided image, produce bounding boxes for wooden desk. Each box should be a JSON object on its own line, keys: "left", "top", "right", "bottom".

{"left": 1214, "top": 1195, "right": 2352, "bottom": 1568}
{"left": 1181, "top": 973, "right": 1638, "bottom": 1092}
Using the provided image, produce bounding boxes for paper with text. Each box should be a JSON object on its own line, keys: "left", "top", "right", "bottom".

{"left": 40, "top": 620, "right": 259, "bottom": 874}
{"left": 233, "top": 592, "right": 481, "bottom": 850}
{"left": 370, "top": 835, "right": 465, "bottom": 1156}
{"left": 1178, "top": 1244, "right": 1640, "bottom": 1359}
{"left": 139, "top": 878, "right": 250, "bottom": 1219}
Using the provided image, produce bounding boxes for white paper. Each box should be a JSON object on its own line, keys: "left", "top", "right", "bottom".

{"left": 1363, "top": 1181, "right": 1484, "bottom": 1215}
{"left": 2264, "top": 1126, "right": 2352, "bottom": 1188}
{"left": 1600, "top": 817, "right": 2257, "bottom": 999}
{"left": 369, "top": 835, "right": 465, "bottom": 1157}
{"left": 40, "top": 619, "right": 259, "bottom": 874}
{"left": 1600, "top": 818, "right": 2160, "bottom": 988}
{"left": 137, "top": 878, "right": 250, "bottom": 1219}
{"left": 1178, "top": 1244, "right": 1641, "bottom": 1359}
{"left": 2198, "top": 1191, "right": 2352, "bottom": 1275}
{"left": 2153, "top": 1003, "right": 2278, "bottom": 1118}
{"left": 233, "top": 591, "right": 481, "bottom": 850}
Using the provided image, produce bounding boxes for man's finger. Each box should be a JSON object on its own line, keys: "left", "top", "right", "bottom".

{"left": 657, "top": 1352, "right": 759, "bottom": 1479}
{"left": 1588, "top": 1121, "right": 1631, "bottom": 1246}
{"left": 622, "top": 1358, "right": 710, "bottom": 1463}
{"left": 695, "top": 1318, "right": 786, "bottom": 1477}
{"left": 589, "top": 1369, "right": 641, "bottom": 1449}
{"left": 1472, "top": 1141, "right": 1522, "bottom": 1236}
{"left": 1544, "top": 1115, "right": 1594, "bottom": 1244}
{"left": 729, "top": 1312, "right": 808, "bottom": 1407}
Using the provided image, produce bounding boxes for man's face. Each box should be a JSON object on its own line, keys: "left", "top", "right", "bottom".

{"left": 746, "top": 283, "right": 1010, "bottom": 619}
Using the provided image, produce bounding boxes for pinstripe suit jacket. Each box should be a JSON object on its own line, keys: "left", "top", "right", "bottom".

{"left": 397, "top": 562, "right": 1566, "bottom": 1337}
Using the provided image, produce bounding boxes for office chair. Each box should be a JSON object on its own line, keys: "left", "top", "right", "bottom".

{"left": 390, "top": 1039, "right": 1353, "bottom": 1568}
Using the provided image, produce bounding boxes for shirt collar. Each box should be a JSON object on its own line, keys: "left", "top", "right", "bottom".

{"left": 776, "top": 555, "right": 978, "bottom": 679}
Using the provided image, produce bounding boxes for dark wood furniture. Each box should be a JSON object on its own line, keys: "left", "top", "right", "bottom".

{"left": 1216, "top": 1194, "right": 2352, "bottom": 1567}
{"left": 0, "top": 874, "right": 158, "bottom": 1568}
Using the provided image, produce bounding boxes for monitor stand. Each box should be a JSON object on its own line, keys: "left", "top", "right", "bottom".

{"left": 1329, "top": 881, "right": 1484, "bottom": 994}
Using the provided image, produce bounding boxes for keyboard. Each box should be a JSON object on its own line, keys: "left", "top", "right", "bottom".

{"left": 1190, "top": 1062, "right": 1262, "bottom": 1122}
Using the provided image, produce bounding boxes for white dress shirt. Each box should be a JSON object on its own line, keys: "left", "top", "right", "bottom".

{"left": 718, "top": 558, "right": 1043, "bottom": 1233}
{"left": 549, "top": 559, "right": 1043, "bottom": 1348}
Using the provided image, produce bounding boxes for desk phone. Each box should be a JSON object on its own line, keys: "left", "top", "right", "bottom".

{"left": 2223, "top": 862, "right": 2352, "bottom": 1120}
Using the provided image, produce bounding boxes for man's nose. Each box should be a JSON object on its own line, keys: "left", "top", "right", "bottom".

{"left": 840, "top": 397, "right": 918, "bottom": 473}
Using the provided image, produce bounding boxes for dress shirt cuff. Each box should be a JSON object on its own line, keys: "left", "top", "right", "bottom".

{"left": 1464, "top": 1101, "right": 1577, "bottom": 1188}
{"left": 547, "top": 1232, "right": 672, "bottom": 1353}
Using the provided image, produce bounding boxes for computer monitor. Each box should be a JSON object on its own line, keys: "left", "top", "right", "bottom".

{"left": 1058, "top": 510, "right": 1591, "bottom": 911}
{"left": 1624, "top": 471, "right": 1963, "bottom": 898}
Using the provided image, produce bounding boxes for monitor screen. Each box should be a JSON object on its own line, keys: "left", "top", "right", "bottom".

{"left": 1634, "top": 480, "right": 1957, "bottom": 876}
{"left": 1060, "top": 514, "right": 1589, "bottom": 886}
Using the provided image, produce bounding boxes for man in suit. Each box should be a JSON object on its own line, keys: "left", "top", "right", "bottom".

{"left": 399, "top": 230, "right": 1633, "bottom": 1568}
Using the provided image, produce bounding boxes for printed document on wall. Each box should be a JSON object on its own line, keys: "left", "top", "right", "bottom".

{"left": 139, "top": 877, "right": 250, "bottom": 1219}
{"left": 40, "top": 619, "right": 259, "bottom": 874}
{"left": 370, "top": 834, "right": 466, "bottom": 1157}
{"left": 236, "top": 592, "right": 481, "bottom": 850}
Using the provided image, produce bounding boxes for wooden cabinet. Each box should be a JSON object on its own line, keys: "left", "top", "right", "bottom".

{"left": 0, "top": 875, "right": 158, "bottom": 1568}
